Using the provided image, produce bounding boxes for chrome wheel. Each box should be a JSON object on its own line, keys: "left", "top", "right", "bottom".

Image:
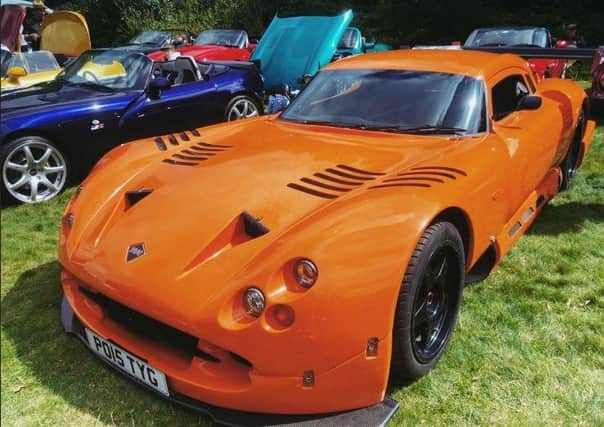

{"left": 2, "top": 140, "right": 67, "bottom": 204}
{"left": 227, "top": 98, "right": 259, "bottom": 121}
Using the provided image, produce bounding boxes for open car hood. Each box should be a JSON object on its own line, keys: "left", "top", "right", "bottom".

{"left": 251, "top": 10, "right": 352, "bottom": 89}
{"left": 41, "top": 11, "right": 91, "bottom": 57}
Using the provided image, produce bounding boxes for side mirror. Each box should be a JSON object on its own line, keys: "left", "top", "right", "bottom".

{"left": 7, "top": 66, "right": 27, "bottom": 80}
{"left": 148, "top": 77, "right": 172, "bottom": 99}
{"left": 517, "top": 95, "right": 542, "bottom": 111}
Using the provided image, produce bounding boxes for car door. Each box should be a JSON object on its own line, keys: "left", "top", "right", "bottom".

{"left": 488, "top": 69, "right": 563, "bottom": 219}
{"left": 120, "top": 77, "right": 217, "bottom": 141}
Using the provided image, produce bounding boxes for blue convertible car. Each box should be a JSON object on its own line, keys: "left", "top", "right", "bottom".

{"left": 1, "top": 49, "right": 264, "bottom": 204}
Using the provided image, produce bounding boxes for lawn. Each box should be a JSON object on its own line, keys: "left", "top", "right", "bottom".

{"left": 2, "top": 112, "right": 603, "bottom": 426}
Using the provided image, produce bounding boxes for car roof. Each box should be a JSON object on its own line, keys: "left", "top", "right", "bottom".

{"left": 325, "top": 49, "right": 528, "bottom": 79}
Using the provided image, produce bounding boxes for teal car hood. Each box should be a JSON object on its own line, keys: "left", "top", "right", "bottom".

{"left": 251, "top": 10, "right": 353, "bottom": 89}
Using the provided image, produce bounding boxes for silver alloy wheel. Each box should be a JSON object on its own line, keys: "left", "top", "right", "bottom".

{"left": 227, "top": 98, "right": 259, "bottom": 121}
{"left": 2, "top": 140, "right": 67, "bottom": 204}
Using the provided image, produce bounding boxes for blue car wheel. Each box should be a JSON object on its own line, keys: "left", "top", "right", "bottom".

{"left": 1, "top": 136, "right": 69, "bottom": 205}
{"left": 225, "top": 95, "right": 262, "bottom": 121}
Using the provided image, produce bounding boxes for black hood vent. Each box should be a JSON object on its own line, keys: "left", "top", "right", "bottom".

{"left": 242, "top": 211, "right": 270, "bottom": 238}
{"left": 368, "top": 166, "right": 467, "bottom": 190}
{"left": 162, "top": 141, "right": 232, "bottom": 167}
{"left": 125, "top": 189, "right": 153, "bottom": 208}
{"left": 287, "top": 164, "right": 385, "bottom": 199}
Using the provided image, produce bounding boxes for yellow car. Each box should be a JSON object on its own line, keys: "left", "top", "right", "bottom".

{"left": 1, "top": 11, "right": 90, "bottom": 92}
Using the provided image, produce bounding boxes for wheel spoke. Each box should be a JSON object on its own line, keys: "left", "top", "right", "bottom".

{"left": 8, "top": 175, "right": 29, "bottom": 190}
{"left": 37, "top": 147, "right": 53, "bottom": 166}
{"left": 414, "top": 300, "right": 429, "bottom": 325}
{"left": 30, "top": 179, "right": 39, "bottom": 202}
{"left": 6, "top": 161, "right": 27, "bottom": 172}
{"left": 23, "top": 146, "right": 35, "bottom": 168}
{"left": 43, "top": 165, "right": 65, "bottom": 174}
{"left": 431, "top": 255, "right": 448, "bottom": 286}
{"left": 40, "top": 175, "right": 57, "bottom": 192}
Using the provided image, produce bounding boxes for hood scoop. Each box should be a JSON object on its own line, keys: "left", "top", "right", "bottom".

{"left": 287, "top": 164, "right": 386, "bottom": 199}
{"left": 369, "top": 166, "right": 467, "bottom": 190}
{"left": 182, "top": 211, "right": 270, "bottom": 274}
{"left": 162, "top": 141, "right": 232, "bottom": 167}
{"left": 125, "top": 189, "right": 153, "bottom": 209}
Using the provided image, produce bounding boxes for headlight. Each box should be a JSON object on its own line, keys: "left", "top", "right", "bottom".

{"left": 243, "top": 287, "right": 265, "bottom": 317}
{"left": 293, "top": 259, "right": 318, "bottom": 288}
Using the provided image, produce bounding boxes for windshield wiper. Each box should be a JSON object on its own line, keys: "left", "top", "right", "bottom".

{"left": 60, "top": 80, "right": 114, "bottom": 92}
{"left": 477, "top": 43, "right": 508, "bottom": 47}
{"left": 349, "top": 124, "right": 467, "bottom": 135}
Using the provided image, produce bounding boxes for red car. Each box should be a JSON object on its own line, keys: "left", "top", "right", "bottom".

{"left": 148, "top": 29, "right": 255, "bottom": 62}
{"left": 590, "top": 46, "right": 604, "bottom": 108}
{"left": 464, "top": 27, "right": 565, "bottom": 79}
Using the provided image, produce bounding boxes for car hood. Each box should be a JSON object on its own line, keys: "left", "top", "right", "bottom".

{"left": 41, "top": 11, "right": 91, "bottom": 56}
{"left": 177, "top": 45, "right": 241, "bottom": 58}
{"left": 64, "top": 117, "right": 450, "bottom": 315}
{"left": 0, "top": 81, "right": 135, "bottom": 117}
{"left": 251, "top": 10, "right": 353, "bottom": 89}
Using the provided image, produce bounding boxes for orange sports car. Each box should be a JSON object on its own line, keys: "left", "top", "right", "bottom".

{"left": 59, "top": 50, "right": 595, "bottom": 422}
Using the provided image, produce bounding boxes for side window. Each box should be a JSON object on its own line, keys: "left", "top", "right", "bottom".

{"left": 491, "top": 75, "right": 529, "bottom": 120}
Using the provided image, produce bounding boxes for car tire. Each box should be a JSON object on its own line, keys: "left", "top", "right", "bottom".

{"left": 560, "top": 110, "right": 585, "bottom": 191}
{"left": 225, "top": 95, "right": 262, "bottom": 121}
{"left": 390, "top": 222, "right": 465, "bottom": 384}
{"left": 1, "top": 136, "right": 69, "bottom": 205}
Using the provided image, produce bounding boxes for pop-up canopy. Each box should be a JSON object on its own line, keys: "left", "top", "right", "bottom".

{"left": 41, "top": 11, "right": 90, "bottom": 57}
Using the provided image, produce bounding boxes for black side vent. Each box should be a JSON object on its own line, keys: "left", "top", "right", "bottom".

{"left": 191, "top": 129, "right": 201, "bottom": 137}
{"left": 287, "top": 164, "right": 385, "bottom": 199}
{"left": 162, "top": 142, "right": 232, "bottom": 167}
{"left": 368, "top": 166, "right": 467, "bottom": 190}
{"left": 168, "top": 134, "right": 179, "bottom": 145}
{"left": 180, "top": 132, "right": 191, "bottom": 142}
{"left": 125, "top": 189, "right": 153, "bottom": 208}
{"left": 154, "top": 137, "right": 167, "bottom": 151}
{"left": 242, "top": 211, "right": 270, "bottom": 238}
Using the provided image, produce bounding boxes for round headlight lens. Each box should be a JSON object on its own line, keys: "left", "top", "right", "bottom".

{"left": 243, "top": 287, "right": 265, "bottom": 317}
{"left": 293, "top": 259, "right": 318, "bottom": 288}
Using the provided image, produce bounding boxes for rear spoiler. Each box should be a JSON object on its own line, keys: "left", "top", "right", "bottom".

{"left": 463, "top": 46, "right": 597, "bottom": 61}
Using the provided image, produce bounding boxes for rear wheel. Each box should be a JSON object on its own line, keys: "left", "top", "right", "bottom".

{"left": 1, "top": 136, "right": 69, "bottom": 205}
{"left": 560, "top": 111, "right": 585, "bottom": 191}
{"left": 391, "top": 222, "right": 464, "bottom": 383}
{"left": 225, "top": 95, "right": 261, "bottom": 121}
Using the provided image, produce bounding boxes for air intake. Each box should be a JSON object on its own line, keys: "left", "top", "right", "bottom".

{"left": 287, "top": 164, "right": 385, "bottom": 199}
{"left": 162, "top": 141, "right": 232, "bottom": 167}
{"left": 125, "top": 189, "right": 153, "bottom": 208}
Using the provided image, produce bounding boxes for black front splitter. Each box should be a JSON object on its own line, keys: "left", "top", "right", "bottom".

{"left": 61, "top": 295, "right": 399, "bottom": 426}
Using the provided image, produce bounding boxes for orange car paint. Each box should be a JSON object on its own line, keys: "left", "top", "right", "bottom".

{"left": 59, "top": 50, "right": 594, "bottom": 414}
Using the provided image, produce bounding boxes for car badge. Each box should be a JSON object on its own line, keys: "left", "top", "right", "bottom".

{"left": 126, "top": 243, "right": 145, "bottom": 262}
{"left": 90, "top": 119, "right": 105, "bottom": 131}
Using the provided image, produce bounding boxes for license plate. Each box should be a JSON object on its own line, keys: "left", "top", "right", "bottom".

{"left": 85, "top": 328, "right": 169, "bottom": 396}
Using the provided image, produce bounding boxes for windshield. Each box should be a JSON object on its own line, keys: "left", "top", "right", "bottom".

{"left": 1, "top": 51, "right": 60, "bottom": 77}
{"left": 130, "top": 30, "right": 171, "bottom": 46}
{"left": 280, "top": 69, "right": 486, "bottom": 134}
{"left": 56, "top": 51, "right": 152, "bottom": 91}
{"left": 465, "top": 28, "right": 549, "bottom": 47}
{"left": 195, "top": 29, "right": 246, "bottom": 48}
{"left": 338, "top": 28, "right": 359, "bottom": 50}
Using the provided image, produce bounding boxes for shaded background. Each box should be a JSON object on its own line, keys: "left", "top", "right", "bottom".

{"left": 43, "top": 0, "right": 604, "bottom": 48}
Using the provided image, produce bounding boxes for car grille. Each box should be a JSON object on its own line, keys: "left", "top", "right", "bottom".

{"left": 78, "top": 287, "right": 220, "bottom": 362}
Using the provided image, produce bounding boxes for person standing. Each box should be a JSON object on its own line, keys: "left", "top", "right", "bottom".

{"left": 22, "top": 0, "right": 46, "bottom": 51}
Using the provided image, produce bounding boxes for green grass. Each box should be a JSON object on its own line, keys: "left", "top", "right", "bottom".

{"left": 2, "top": 113, "right": 603, "bottom": 426}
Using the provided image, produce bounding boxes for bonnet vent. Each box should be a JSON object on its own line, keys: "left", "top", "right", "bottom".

{"left": 162, "top": 141, "right": 232, "bottom": 167}
{"left": 154, "top": 129, "right": 203, "bottom": 151}
{"left": 287, "top": 164, "right": 386, "bottom": 199}
{"left": 368, "top": 166, "right": 467, "bottom": 190}
{"left": 125, "top": 189, "right": 153, "bottom": 209}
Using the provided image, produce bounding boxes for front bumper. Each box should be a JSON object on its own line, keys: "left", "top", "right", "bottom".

{"left": 61, "top": 294, "right": 399, "bottom": 426}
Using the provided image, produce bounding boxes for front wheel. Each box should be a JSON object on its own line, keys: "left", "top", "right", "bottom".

{"left": 1, "top": 136, "right": 69, "bottom": 205}
{"left": 225, "top": 95, "right": 262, "bottom": 121}
{"left": 391, "top": 222, "right": 465, "bottom": 383}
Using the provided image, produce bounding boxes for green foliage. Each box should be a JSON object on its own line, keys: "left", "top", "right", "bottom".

{"left": 41, "top": 0, "right": 604, "bottom": 48}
